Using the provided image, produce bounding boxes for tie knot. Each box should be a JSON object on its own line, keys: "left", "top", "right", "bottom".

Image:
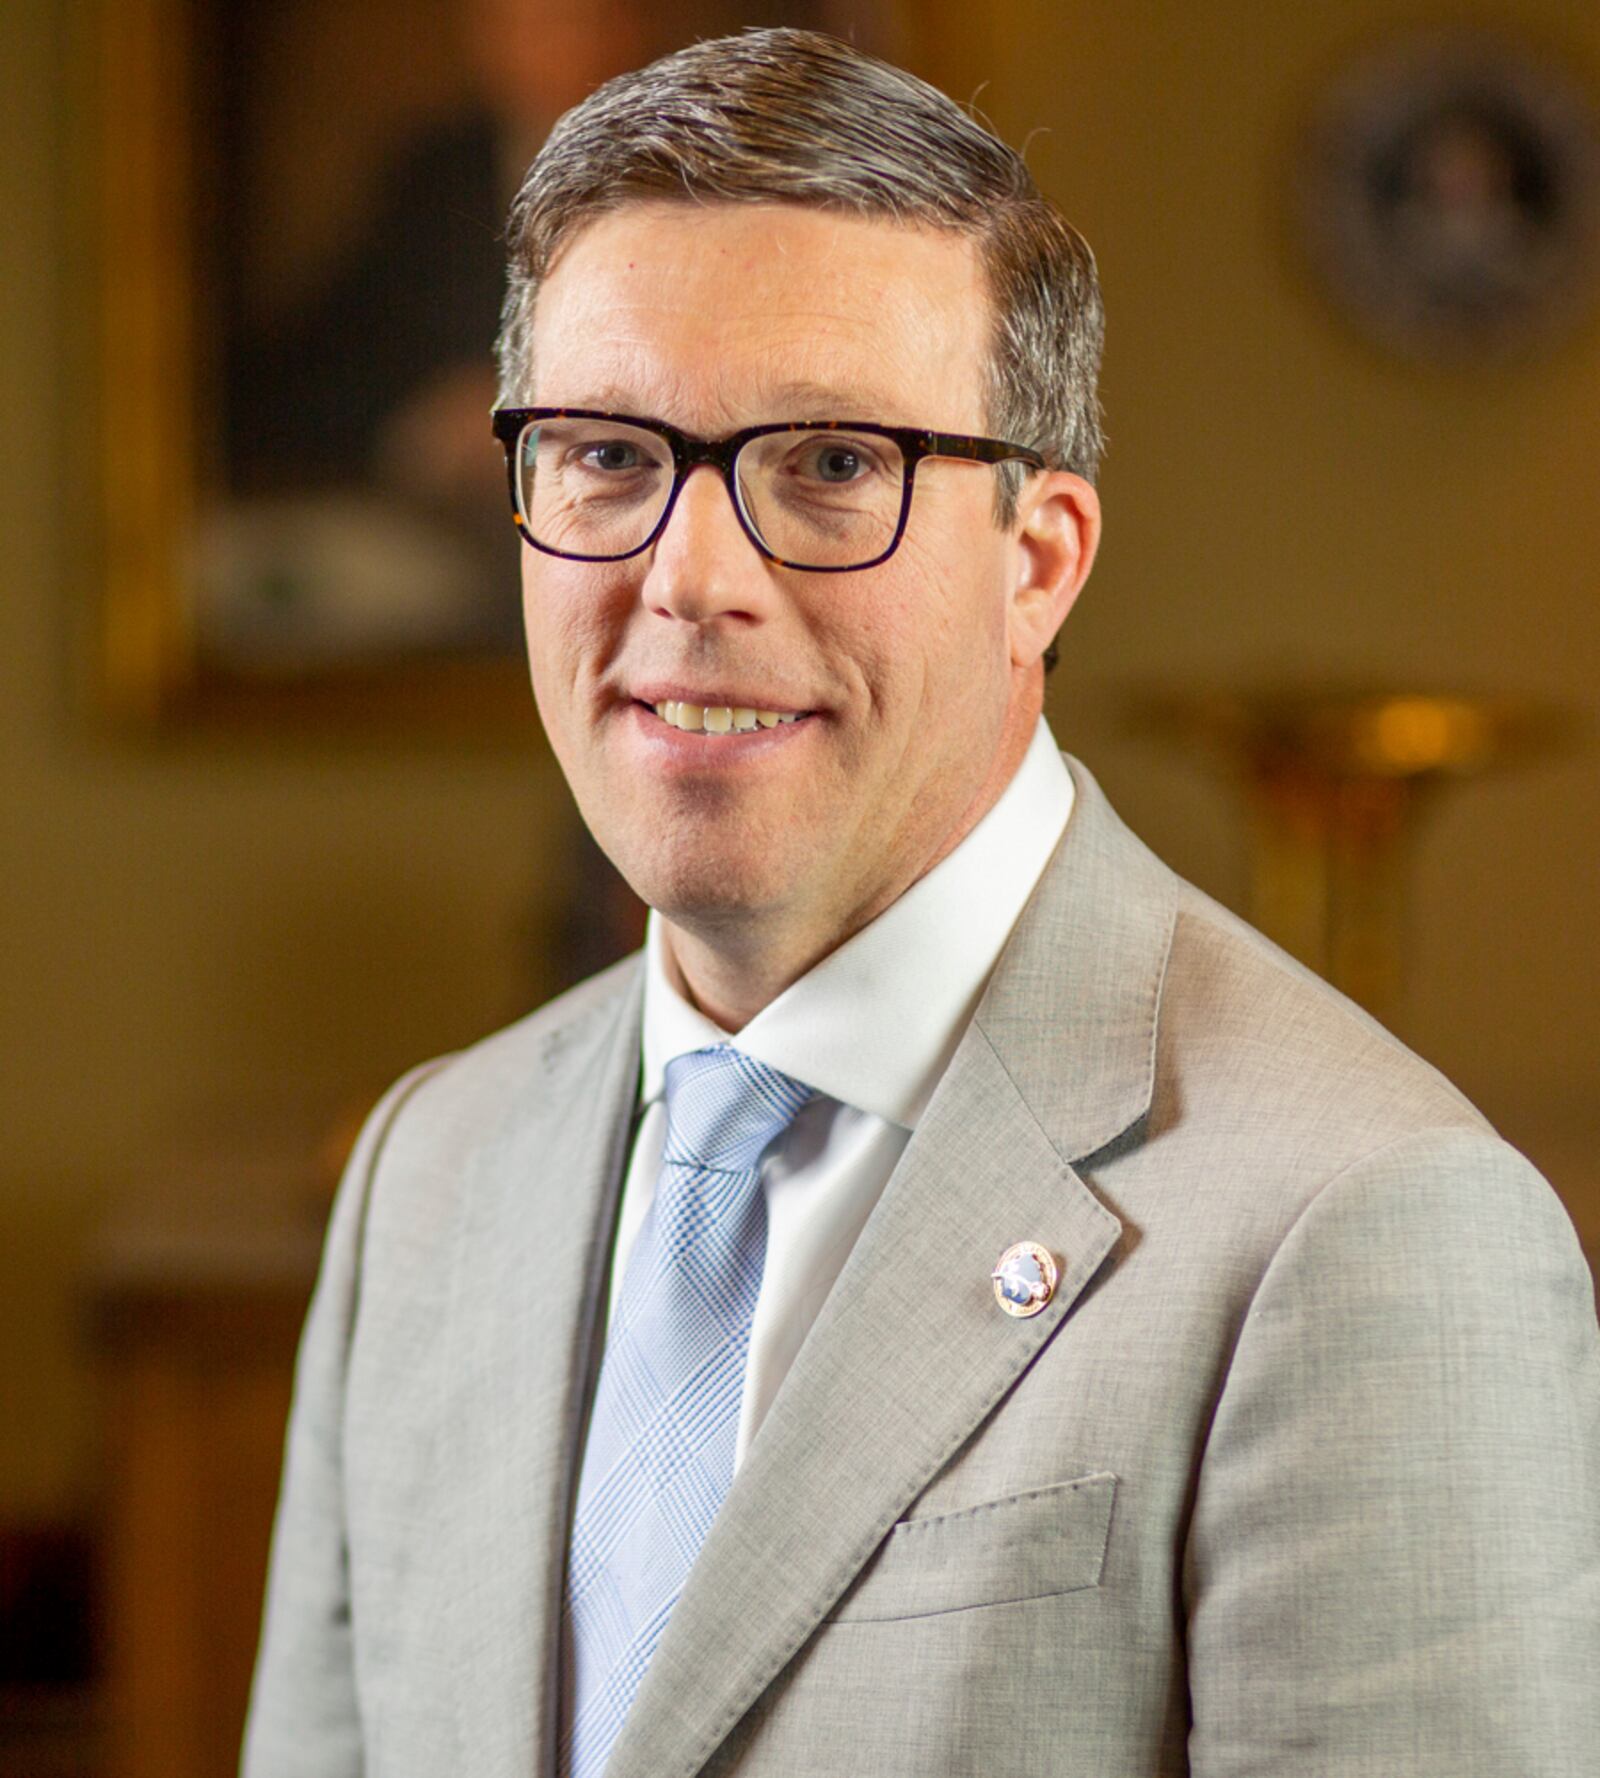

{"left": 661, "top": 1045, "right": 813, "bottom": 1175}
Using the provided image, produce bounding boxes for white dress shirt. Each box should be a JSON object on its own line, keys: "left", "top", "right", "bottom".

{"left": 606, "top": 715, "right": 1075, "bottom": 1471}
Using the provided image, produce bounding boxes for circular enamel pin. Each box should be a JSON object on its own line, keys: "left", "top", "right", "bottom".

{"left": 992, "top": 1241, "right": 1059, "bottom": 1318}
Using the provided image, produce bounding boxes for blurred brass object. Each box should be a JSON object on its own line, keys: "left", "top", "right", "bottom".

{"left": 1129, "top": 689, "right": 1570, "bottom": 1022}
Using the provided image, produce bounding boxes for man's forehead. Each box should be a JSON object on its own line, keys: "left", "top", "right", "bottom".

{"left": 527, "top": 201, "right": 990, "bottom": 427}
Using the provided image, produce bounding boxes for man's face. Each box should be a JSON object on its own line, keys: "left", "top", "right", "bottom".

{"left": 521, "top": 202, "right": 1060, "bottom": 959}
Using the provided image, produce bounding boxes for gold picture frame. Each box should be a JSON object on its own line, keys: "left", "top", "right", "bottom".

{"left": 92, "top": 0, "right": 538, "bottom": 737}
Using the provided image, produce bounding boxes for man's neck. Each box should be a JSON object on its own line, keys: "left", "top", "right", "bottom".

{"left": 657, "top": 915, "right": 839, "bottom": 1035}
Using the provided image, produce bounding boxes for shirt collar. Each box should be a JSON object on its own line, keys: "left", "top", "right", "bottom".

{"left": 640, "top": 714, "right": 1075, "bottom": 1130}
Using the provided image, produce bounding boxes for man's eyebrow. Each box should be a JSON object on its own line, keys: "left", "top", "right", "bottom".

{"left": 552, "top": 380, "right": 915, "bottom": 426}
{"left": 577, "top": 383, "right": 656, "bottom": 413}
{"left": 526, "top": 383, "right": 646, "bottom": 414}
{"left": 758, "top": 379, "right": 909, "bottom": 419}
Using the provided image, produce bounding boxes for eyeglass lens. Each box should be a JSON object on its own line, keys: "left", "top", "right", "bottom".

{"left": 515, "top": 419, "right": 905, "bottom": 567}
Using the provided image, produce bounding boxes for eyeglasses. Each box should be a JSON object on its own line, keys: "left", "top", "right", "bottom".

{"left": 489, "top": 407, "right": 1045, "bottom": 573}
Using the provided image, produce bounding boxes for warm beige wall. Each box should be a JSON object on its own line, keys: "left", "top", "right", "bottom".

{"left": 3, "top": 0, "right": 1597, "bottom": 1521}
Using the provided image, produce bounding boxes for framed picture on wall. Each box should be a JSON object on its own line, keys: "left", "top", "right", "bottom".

{"left": 91, "top": 0, "right": 874, "bottom": 733}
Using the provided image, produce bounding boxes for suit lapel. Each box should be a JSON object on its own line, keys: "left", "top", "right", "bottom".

{"left": 601, "top": 758, "right": 1179, "bottom": 1778}
{"left": 440, "top": 960, "right": 645, "bottom": 1778}
{"left": 973, "top": 757, "right": 1180, "bottom": 1164}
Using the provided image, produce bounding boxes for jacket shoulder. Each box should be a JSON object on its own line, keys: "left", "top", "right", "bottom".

{"left": 364, "top": 949, "right": 644, "bottom": 1155}
{"left": 1152, "top": 872, "right": 1492, "bottom": 1166}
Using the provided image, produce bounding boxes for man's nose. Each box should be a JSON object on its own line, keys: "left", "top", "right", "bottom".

{"left": 641, "top": 465, "right": 770, "bottom": 626}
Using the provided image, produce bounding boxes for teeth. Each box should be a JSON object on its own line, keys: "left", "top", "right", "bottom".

{"left": 652, "top": 700, "right": 804, "bottom": 733}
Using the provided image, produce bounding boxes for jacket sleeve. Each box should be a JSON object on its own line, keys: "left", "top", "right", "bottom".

{"left": 1183, "top": 1125, "right": 1600, "bottom": 1778}
{"left": 240, "top": 1060, "right": 444, "bottom": 1778}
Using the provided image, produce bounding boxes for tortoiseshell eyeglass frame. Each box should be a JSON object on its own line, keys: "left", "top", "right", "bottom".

{"left": 489, "top": 407, "right": 1047, "bottom": 573}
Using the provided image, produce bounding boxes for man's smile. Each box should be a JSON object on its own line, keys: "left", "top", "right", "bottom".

{"left": 652, "top": 701, "right": 805, "bottom": 732}
{"left": 624, "top": 698, "right": 818, "bottom": 753}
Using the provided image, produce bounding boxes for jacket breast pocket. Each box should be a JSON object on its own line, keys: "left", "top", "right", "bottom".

{"left": 829, "top": 1470, "right": 1118, "bottom": 1624}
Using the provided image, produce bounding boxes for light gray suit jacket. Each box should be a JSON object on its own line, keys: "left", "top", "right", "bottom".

{"left": 243, "top": 756, "right": 1600, "bottom": 1777}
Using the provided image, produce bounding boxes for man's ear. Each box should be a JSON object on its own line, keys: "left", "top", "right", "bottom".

{"left": 1008, "top": 471, "right": 1101, "bottom": 670}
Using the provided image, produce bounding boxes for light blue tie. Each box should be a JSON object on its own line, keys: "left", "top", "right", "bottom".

{"left": 560, "top": 1044, "right": 814, "bottom": 1778}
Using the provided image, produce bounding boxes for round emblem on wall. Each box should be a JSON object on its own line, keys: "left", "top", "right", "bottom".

{"left": 1294, "top": 30, "right": 1600, "bottom": 361}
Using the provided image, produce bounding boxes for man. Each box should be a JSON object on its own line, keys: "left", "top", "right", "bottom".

{"left": 243, "top": 30, "right": 1599, "bottom": 1778}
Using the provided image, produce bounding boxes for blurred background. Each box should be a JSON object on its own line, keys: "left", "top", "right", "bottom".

{"left": 2, "top": 0, "right": 1596, "bottom": 1771}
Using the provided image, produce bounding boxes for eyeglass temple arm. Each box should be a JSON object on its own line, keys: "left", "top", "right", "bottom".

{"left": 917, "top": 432, "right": 1046, "bottom": 469}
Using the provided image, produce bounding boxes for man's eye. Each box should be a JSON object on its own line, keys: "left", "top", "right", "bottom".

{"left": 794, "top": 441, "right": 877, "bottom": 484}
{"left": 576, "top": 439, "right": 646, "bottom": 472}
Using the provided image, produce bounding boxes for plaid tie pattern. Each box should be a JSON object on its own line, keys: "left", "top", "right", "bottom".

{"left": 560, "top": 1044, "right": 814, "bottom": 1778}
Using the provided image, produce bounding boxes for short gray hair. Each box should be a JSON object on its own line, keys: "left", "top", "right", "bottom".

{"left": 495, "top": 26, "right": 1106, "bottom": 527}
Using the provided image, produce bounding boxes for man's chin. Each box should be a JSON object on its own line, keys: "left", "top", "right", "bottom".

{"left": 631, "top": 868, "right": 792, "bottom": 932}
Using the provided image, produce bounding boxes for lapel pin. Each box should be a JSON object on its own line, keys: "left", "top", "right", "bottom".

{"left": 992, "top": 1241, "right": 1059, "bottom": 1318}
